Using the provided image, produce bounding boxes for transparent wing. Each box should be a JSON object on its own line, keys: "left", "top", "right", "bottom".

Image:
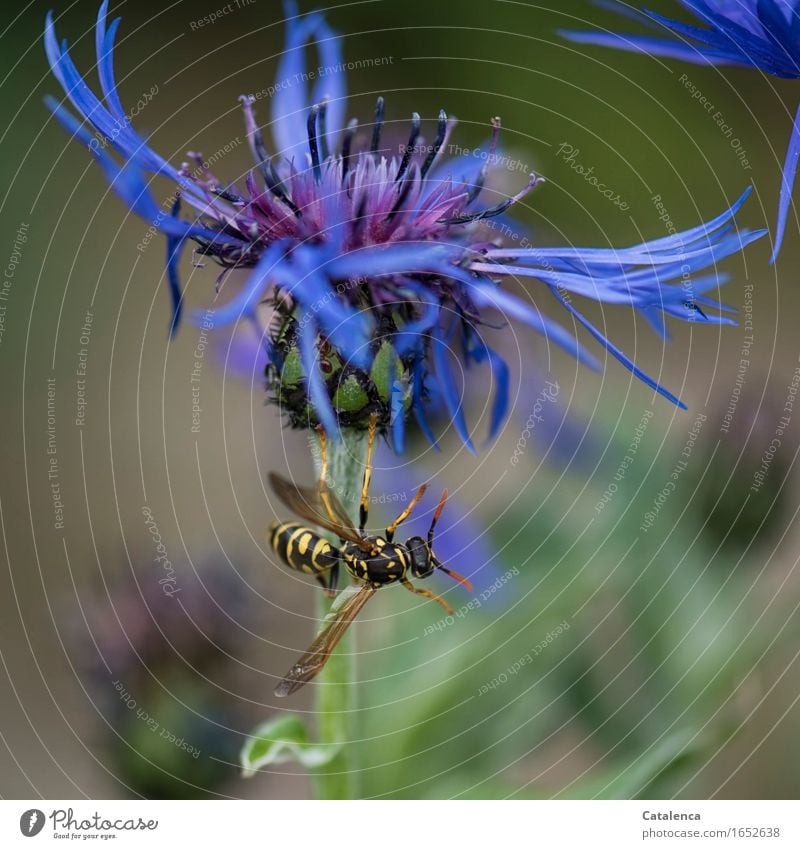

{"left": 268, "top": 471, "right": 367, "bottom": 548}
{"left": 274, "top": 584, "right": 377, "bottom": 697}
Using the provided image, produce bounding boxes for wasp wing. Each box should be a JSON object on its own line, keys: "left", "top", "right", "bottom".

{"left": 274, "top": 583, "right": 377, "bottom": 697}
{"left": 268, "top": 472, "right": 368, "bottom": 548}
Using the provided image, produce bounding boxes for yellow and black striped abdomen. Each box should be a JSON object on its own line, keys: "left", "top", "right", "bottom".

{"left": 269, "top": 521, "right": 339, "bottom": 576}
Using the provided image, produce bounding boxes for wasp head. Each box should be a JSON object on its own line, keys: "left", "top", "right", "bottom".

{"left": 405, "top": 536, "right": 435, "bottom": 579}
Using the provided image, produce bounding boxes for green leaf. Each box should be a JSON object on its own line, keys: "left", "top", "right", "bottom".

{"left": 241, "top": 715, "right": 341, "bottom": 777}
{"left": 569, "top": 727, "right": 710, "bottom": 799}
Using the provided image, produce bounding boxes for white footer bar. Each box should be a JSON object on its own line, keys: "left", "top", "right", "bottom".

{"left": 1, "top": 800, "right": 797, "bottom": 848}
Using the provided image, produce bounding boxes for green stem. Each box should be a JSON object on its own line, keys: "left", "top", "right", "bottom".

{"left": 308, "top": 426, "right": 367, "bottom": 800}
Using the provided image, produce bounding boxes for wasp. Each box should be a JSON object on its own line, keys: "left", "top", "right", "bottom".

{"left": 268, "top": 414, "right": 473, "bottom": 697}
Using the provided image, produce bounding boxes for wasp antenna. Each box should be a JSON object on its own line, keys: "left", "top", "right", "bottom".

{"left": 428, "top": 488, "right": 448, "bottom": 546}
{"left": 433, "top": 488, "right": 448, "bottom": 522}
{"left": 435, "top": 560, "right": 474, "bottom": 593}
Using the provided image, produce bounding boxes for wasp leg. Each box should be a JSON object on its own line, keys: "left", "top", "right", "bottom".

{"left": 359, "top": 413, "right": 378, "bottom": 533}
{"left": 401, "top": 578, "right": 453, "bottom": 616}
{"left": 315, "top": 561, "right": 340, "bottom": 599}
{"left": 316, "top": 423, "right": 329, "bottom": 492}
{"left": 315, "top": 423, "right": 344, "bottom": 528}
{"left": 386, "top": 484, "right": 427, "bottom": 542}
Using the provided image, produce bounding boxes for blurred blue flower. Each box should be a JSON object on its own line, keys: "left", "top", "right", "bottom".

{"left": 563, "top": 1, "right": 798, "bottom": 261}
{"left": 45, "top": 1, "right": 765, "bottom": 449}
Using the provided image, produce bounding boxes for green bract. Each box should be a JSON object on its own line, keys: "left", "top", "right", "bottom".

{"left": 267, "top": 312, "right": 412, "bottom": 431}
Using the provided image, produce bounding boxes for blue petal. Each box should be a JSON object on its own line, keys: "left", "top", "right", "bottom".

{"left": 211, "top": 322, "right": 272, "bottom": 381}
{"left": 273, "top": 248, "right": 372, "bottom": 369}
{"left": 669, "top": 306, "right": 737, "bottom": 324}
{"left": 486, "top": 188, "right": 753, "bottom": 261}
{"left": 549, "top": 287, "right": 687, "bottom": 409}
{"left": 471, "top": 248, "right": 742, "bottom": 306}
{"left": 559, "top": 29, "right": 746, "bottom": 66}
{"left": 328, "top": 242, "right": 602, "bottom": 372}
{"left": 592, "top": 0, "right": 657, "bottom": 27}
{"left": 300, "top": 316, "right": 338, "bottom": 437}
{"left": 311, "top": 303, "right": 371, "bottom": 370}
{"left": 96, "top": 1, "right": 126, "bottom": 121}
{"left": 563, "top": 0, "right": 800, "bottom": 76}
{"left": 474, "top": 190, "right": 765, "bottom": 321}
{"left": 645, "top": 6, "right": 791, "bottom": 72}
{"left": 388, "top": 358, "right": 406, "bottom": 454}
{"left": 201, "top": 240, "right": 289, "bottom": 325}
{"left": 272, "top": 2, "right": 319, "bottom": 158}
{"left": 45, "top": 96, "right": 237, "bottom": 246}
{"left": 325, "top": 241, "right": 464, "bottom": 280}
{"left": 208, "top": 241, "right": 371, "bottom": 368}
{"left": 748, "top": 0, "right": 798, "bottom": 56}
{"left": 467, "top": 338, "right": 510, "bottom": 444}
{"left": 45, "top": 12, "right": 175, "bottom": 177}
{"left": 411, "top": 354, "right": 439, "bottom": 450}
{"left": 390, "top": 279, "right": 441, "bottom": 354}
{"left": 679, "top": 0, "right": 763, "bottom": 36}
{"left": 431, "top": 320, "right": 476, "bottom": 454}
{"left": 646, "top": 8, "right": 766, "bottom": 53}
{"left": 642, "top": 307, "right": 671, "bottom": 340}
{"left": 45, "top": 9, "right": 215, "bottom": 211}
{"left": 272, "top": 1, "right": 346, "bottom": 161}
{"left": 464, "top": 278, "right": 603, "bottom": 371}
{"left": 309, "top": 19, "right": 346, "bottom": 153}
{"left": 771, "top": 98, "right": 800, "bottom": 262}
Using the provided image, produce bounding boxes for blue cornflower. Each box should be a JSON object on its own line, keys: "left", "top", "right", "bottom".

{"left": 45, "top": 1, "right": 764, "bottom": 451}
{"left": 563, "top": 1, "right": 800, "bottom": 262}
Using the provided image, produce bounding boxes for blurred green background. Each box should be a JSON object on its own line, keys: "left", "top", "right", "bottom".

{"left": 1, "top": 0, "right": 799, "bottom": 799}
